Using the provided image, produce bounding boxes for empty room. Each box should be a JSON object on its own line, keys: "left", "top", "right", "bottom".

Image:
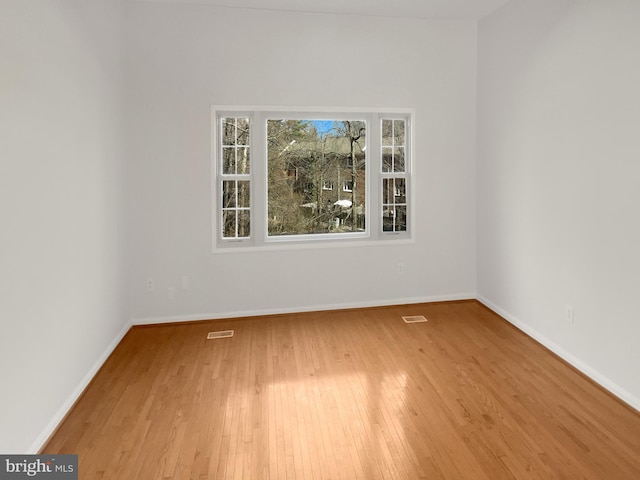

{"left": 1, "top": 0, "right": 639, "bottom": 478}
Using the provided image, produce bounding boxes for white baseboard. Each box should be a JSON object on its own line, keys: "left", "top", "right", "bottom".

{"left": 477, "top": 295, "right": 640, "bottom": 413}
{"left": 130, "top": 293, "right": 476, "bottom": 326}
{"left": 29, "top": 320, "right": 132, "bottom": 454}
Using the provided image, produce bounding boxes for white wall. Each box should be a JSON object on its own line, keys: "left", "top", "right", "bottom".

{"left": 125, "top": 4, "right": 478, "bottom": 322}
{"left": 0, "top": 0, "right": 129, "bottom": 452}
{"left": 477, "top": 0, "right": 640, "bottom": 407}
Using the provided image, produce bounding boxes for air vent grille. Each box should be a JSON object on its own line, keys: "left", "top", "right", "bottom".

{"left": 207, "top": 330, "right": 234, "bottom": 339}
{"left": 402, "top": 315, "right": 428, "bottom": 324}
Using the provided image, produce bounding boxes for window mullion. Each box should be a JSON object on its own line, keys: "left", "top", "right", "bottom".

{"left": 252, "top": 111, "right": 267, "bottom": 246}
{"left": 368, "top": 114, "right": 381, "bottom": 238}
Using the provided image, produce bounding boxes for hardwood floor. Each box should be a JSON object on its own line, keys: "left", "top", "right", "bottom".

{"left": 43, "top": 301, "right": 640, "bottom": 479}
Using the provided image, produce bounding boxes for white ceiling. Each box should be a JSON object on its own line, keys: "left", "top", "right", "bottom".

{"left": 137, "top": 0, "right": 513, "bottom": 20}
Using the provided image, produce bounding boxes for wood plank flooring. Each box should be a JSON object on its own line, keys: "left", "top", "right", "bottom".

{"left": 42, "top": 301, "right": 640, "bottom": 479}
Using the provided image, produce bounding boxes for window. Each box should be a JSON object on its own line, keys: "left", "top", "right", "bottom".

{"left": 213, "top": 108, "right": 412, "bottom": 250}
{"left": 381, "top": 119, "right": 408, "bottom": 232}
{"left": 220, "top": 117, "right": 251, "bottom": 238}
{"left": 267, "top": 119, "right": 366, "bottom": 237}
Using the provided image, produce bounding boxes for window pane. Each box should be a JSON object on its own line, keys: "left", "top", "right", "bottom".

{"left": 382, "top": 207, "right": 394, "bottom": 232}
{"left": 236, "top": 118, "right": 250, "bottom": 145}
{"left": 222, "top": 118, "right": 237, "bottom": 146}
{"left": 394, "top": 178, "right": 407, "bottom": 203}
{"left": 237, "top": 147, "right": 250, "bottom": 174}
{"left": 382, "top": 119, "right": 393, "bottom": 146}
{"left": 222, "top": 180, "right": 236, "bottom": 208}
{"left": 238, "top": 210, "right": 250, "bottom": 237}
{"left": 382, "top": 147, "right": 393, "bottom": 173}
{"left": 394, "top": 120, "right": 405, "bottom": 146}
{"left": 267, "top": 119, "right": 366, "bottom": 236}
{"left": 394, "top": 147, "right": 405, "bottom": 173}
{"left": 222, "top": 210, "right": 237, "bottom": 237}
{"left": 395, "top": 205, "right": 407, "bottom": 231}
{"left": 383, "top": 178, "right": 393, "bottom": 204}
{"left": 238, "top": 181, "right": 250, "bottom": 208}
{"left": 222, "top": 147, "right": 235, "bottom": 174}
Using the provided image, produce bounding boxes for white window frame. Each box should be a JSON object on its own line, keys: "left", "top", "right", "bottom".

{"left": 380, "top": 117, "right": 410, "bottom": 234}
{"left": 212, "top": 106, "right": 414, "bottom": 252}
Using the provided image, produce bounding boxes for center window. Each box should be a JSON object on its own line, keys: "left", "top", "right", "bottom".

{"left": 267, "top": 119, "right": 366, "bottom": 237}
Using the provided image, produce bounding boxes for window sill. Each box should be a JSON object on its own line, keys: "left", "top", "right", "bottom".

{"left": 213, "top": 235, "right": 414, "bottom": 254}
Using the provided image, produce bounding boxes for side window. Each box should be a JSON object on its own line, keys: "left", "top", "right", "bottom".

{"left": 220, "top": 117, "right": 251, "bottom": 238}
{"left": 381, "top": 119, "right": 408, "bottom": 233}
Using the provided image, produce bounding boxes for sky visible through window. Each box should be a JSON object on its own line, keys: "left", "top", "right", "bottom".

{"left": 305, "top": 120, "right": 337, "bottom": 138}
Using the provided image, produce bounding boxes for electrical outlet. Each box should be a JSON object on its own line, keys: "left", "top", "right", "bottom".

{"left": 398, "top": 263, "right": 404, "bottom": 274}
{"left": 146, "top": 278, "right": 154, "bottom": 292}
{"left": 566, "top": 305, "right": 574, "bottom": 324}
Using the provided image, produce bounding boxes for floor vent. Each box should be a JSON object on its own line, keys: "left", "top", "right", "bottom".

{"left": 207, "top": 330, "right": 234, "bottom": 339}
{"left": 402, "top": 315, "right": 428, "bottom": 324}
